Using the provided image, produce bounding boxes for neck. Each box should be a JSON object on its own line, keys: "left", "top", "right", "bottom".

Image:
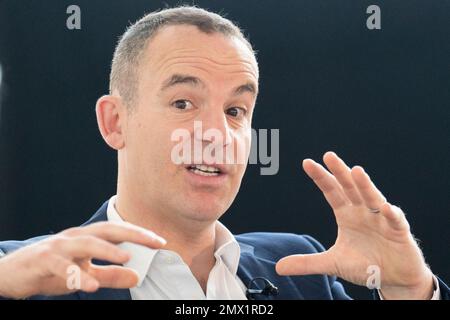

{"left": 114, "top": 191, "right": 217, "bottom": 292}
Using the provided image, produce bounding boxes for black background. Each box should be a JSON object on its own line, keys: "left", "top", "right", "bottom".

{"left": 0, "top": 0, "right": 449, "bottom": 299}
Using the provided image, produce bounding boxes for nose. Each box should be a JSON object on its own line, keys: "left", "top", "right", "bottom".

{"left": 194, "top": 110, "right": 232, "bottom": 148}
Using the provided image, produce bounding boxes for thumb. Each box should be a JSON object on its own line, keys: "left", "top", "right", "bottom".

{"left": 276, "top": 252, "right": 335, "bottom": 276}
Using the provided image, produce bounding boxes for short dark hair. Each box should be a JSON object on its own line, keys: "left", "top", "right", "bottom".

{"left": 109, "top": 6, "right": 256, "bottom": 109}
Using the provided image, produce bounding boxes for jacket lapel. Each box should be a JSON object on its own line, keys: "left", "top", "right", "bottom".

{"left": 79, "top": 201, "right": 132, "bottom": 300}
{"left": 81, "top": 201, "right": 109, "bottom": 226}
{"left": 236, "top": 242, "right": 305, "bottom": 300}
{"left": 236, "top": 242, "right": 278, "bottom": 300}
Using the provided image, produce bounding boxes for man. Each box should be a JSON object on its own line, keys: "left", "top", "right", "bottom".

{"left": 0, "top": 6, "right": 448, "bottom": 300}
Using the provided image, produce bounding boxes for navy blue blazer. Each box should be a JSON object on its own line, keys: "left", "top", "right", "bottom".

{"left": 0, "top": 201, "right": 449, "bottom": 300}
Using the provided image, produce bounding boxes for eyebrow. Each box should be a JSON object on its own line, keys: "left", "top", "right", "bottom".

{"left": 161, "top": 74, "right": 203, "bottom": 91}
{"left": 160, "top": 73, "right": 258, "bottom": 97}
{"left": 233, "top": 82, "right": 258, "bottom": 97}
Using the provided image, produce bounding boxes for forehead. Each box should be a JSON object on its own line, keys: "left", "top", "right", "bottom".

{"left": 140, "top": 25, "right": 259, "bottom": 84}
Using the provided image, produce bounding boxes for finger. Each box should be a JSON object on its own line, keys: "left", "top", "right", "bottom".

{"left": 276, "top": 252, "right": 335, "bottom": 276}
{"left": 303, "top": 159, "right": 348, "bottom": 210}
{"left": 323, "top": 151, "right": 363, "bottom": 205}
{"left": 63, "top": 221, "right": 167, "bottom": 249}
{"left": 58, "top": 235, "right": 130, "bottom": 264}
{"left": 88, "top": 265, "right": 139, "bottom": 289}
{"left": 47, "top": 254, "right": 99, "bottom": 292}
{"left": 351, "top": 166, "right": 386, "bottom": 210}
{"left": 380, "top": 202, "right": 410, "bottom": 231}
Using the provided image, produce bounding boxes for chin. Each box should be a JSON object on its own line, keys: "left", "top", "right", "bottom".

{"left": 180, "top": 194, "right": 232, "bottom": 222}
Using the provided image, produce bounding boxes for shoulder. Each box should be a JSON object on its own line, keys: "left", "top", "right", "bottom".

{"left": 235, "top": 232, "right": 326, "bottom": 259}
{"left": 0, "top": 235, "right": 51, "bottom": 255}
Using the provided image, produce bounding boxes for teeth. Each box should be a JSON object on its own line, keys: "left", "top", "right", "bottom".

{"left": 191, "top": 168, "right": 219, "bottom": 176}
{"left": 189, "top": 164, "right": 221, "bottom": 176}
{"left": 194, "top": 165, "right": 220, "bottom": 173}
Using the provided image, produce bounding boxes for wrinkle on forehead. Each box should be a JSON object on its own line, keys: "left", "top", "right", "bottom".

{"left": 156, "top": 55, "right": 257, "bottom": 78}
{"left": 140, "top": 26, "right": 259, "bottom": 82}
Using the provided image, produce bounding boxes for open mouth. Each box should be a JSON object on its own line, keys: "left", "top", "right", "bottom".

{"left": 187, "top": 164, "right": 222, "bottom": 176}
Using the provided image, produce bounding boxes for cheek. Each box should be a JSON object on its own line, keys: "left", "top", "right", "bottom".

{"left": 128, "top": 120, "right": 174, "bottom": 170}
{"left": 231, "top": 128, "right": 252, "bottom": 165}
{"left": 152, "top": 124, "right": 190, "bottom": 173}
{"left": 223, "top": 129, "right": 251, "bottom": 184}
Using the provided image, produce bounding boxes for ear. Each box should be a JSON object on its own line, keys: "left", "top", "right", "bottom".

{"left": 95, "top": 95, "right": 126, "bottom": 150}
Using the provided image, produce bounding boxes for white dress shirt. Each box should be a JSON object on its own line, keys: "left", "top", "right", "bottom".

{"left": 107, "top": 195, "right": 248, "bottom": 300}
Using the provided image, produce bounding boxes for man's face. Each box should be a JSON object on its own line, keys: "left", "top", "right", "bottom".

{"left": 122, "top": 25, "right": 259, "bottom": 223}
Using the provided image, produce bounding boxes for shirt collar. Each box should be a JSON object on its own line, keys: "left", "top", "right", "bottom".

{"left": 106, "top": 195, "right": 241, "bottom": 287}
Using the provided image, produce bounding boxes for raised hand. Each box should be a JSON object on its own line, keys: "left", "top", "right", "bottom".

{"left": 276, "top": 151, "right": 434, "bottom": 299}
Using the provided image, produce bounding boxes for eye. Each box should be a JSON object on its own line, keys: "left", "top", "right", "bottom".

{"left": 226, "top": 106, "right": 247, "bottom": 118}
{"left": 171, "top": 99, "right": 193, "bottom": 110}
